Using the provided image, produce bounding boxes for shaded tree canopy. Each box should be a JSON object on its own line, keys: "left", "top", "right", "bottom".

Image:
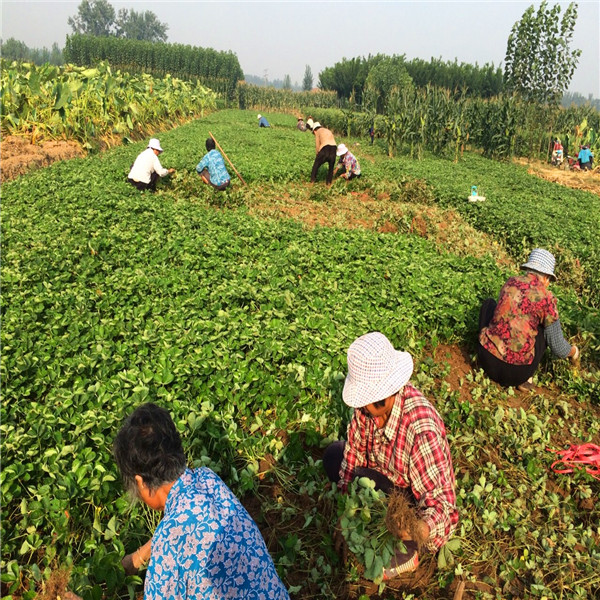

{"left": 504, "top": 1, "right": 581, "bottom": 105}
{"left": 115, "top": 8, "right": 168, "bottom": 43}
{"left": 68, "top": 0, "right": 116, "bottom": 37}
{"left": 68, "top": 0, "right": 168, "bottom": 42}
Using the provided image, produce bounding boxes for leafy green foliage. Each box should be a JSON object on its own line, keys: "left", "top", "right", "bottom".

{"left": 1, "top": 109, "right": 599, "bottom": 599}
{"left": 504, "top": 1, "right": 581, "bottom": 105}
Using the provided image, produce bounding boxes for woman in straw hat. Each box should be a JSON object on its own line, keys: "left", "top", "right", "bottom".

{"left": 323, "top": 332, "right": 458, "bottom": 579}
{"left": 478, "top": 248, "right": 579, "bottom": 392}
{"left": 334, "top": 144, "right": 361, "bottom": 180}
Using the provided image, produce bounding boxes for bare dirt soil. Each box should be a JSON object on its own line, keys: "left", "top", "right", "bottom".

{"left": 1, "top": 135, "right": 85, "bottom": 182}
{"left": 514, "top": 156, "right": 600, "bottom": 196}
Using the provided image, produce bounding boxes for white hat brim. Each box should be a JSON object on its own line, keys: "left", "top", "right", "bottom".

{"left": 342, "top": 351, "right": 413, "bottom": 408}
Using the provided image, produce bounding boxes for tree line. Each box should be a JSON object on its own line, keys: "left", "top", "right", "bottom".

{"left": 63, "top": 34, "right": 244, "bottom": 100}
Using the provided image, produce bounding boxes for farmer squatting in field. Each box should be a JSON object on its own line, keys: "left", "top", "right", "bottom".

{"left": 477, "top": 248, "right": 580, "bottom": 392}
{"left": 196, "top": 137, "right": 231, "bottom": 191}
{"left": 334, "top": 143, "right": 362, "bottom": 180}
{"left": 306, "top": 118, "right": 338, "bottom": 185}
{"left": 115, "top": 403, "right": 290, "bottom": 599}
{"left": 323, "top": 332, "right": 458, "bottom": 579}
{"left": 127, "top": 138, "right": 175, "bottom": 191}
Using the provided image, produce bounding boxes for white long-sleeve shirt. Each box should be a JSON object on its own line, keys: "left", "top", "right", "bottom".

{"left": 128, "top": 148, "right": 169, "bottom": 183}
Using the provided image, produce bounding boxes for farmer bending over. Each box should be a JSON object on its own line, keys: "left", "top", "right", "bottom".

{"left": 257, "top": 114, "right": 271, "bottom": 127}
{"left": 334, "top": 144, "right": 361, "bottom": 180}
{"left": 127, "top": 138, "right": 175, "bottom": 191}
{"left": 196, "top": 138, "right": 231, "bottom": 191}
{"left": 115, "top": 403, "right": 290, "bottom": 599}
{"left": 306, "top": 118, "right": 337, "bottom": 185}
{"left": 478, "top": 248, "right": 579, "bottom": 392}
{"left": 577, "top": 145, "right": 594, "bottom": 170}
{"left": 323, "top": 332, "right": 458, "bottom": 579}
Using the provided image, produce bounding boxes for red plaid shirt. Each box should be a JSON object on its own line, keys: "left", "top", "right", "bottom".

{"left": 339, "top": 384, "right": 458, "bottom": 551}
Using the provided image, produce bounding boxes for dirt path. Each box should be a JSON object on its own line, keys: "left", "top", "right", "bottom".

{"left": 514, "top": 156, "right": 600, "bottom": 196}
{"left": 1, "top": 135, "right": 85, "bottom": 182}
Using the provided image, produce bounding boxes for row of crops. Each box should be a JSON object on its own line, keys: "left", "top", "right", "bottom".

{"left": 0, "top": 60, "right": 216, "bottom": 148}
{"left": 303, "top": 91, "right": 600, "bottom": 162}
{"left": 2, "top": 110, "right": 599, "bottom": 599}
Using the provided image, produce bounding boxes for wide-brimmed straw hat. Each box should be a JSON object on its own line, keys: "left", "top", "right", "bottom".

{"left": 148, "top": 138, "right": 163, "bottom": 152}
{"left": 342, "top": 332, "right": 414, "bottom": 408}
{"left": 336, "top": 144, "right": 348, "bottom": 156}
{"left": 521, "top": 248, "right": 557, "bottom": 280}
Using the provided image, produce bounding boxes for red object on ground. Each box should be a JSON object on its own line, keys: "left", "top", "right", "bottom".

{"left": 548, "top": 443, "right": 600, "bottom": 480}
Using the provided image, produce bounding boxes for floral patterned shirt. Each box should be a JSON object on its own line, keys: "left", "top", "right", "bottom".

{"left": 145, "top": 468, "right": 289, "bottom": 600}
{"left": 339, "top": 151, "right": 361, "bottom": 176}
{"left": 195, "top": 150, "right": 231, "bottom": 186}
{"left": 479, "top": 272, "right": 560, "bottom": 365}
{"left": 339, "top": 384, "right": 458, "bottom": 552}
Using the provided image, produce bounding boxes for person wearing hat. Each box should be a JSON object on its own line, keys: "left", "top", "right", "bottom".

{"left": 334, "top": 144, "right": 361, "bottom": 180}
{"left": 297, "top": 117, "right": 307, "bottom": 131}
{"left": 127, "top": 138, "right": 175, "bottom": 191}
{"left": 308, "top": 121, "right": 337, "bottom": 184}
{"left": 478, "top": 248, "right": 579, "bottom": 392}
{"left": 257, "top": 114, "right": 271, "bottom": 127}
{"left": 323, "top": 332, "right": 458, "bottom": 579}
{"left": 196, "top": 137, "right": 231, "bottom": 191}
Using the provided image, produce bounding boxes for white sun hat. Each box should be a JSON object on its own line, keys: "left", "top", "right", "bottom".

{"left": 342, "top": 332, "right": 414, "bottom": 408}
{"left": 257, "top": 114, "right": 262, "bottom": 119}
{"left": 148, "top": 138, "right": 163, "bottom": 152}
{"left": 521, "top": 248, "right": 557, "bottom": 280}
{"left": 306, "top": 118, "right": 314, "bottom": 130}
{"left": 336, "top": 144, "right": 348, "bottom": 156}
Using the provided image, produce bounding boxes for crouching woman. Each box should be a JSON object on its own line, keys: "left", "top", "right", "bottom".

{"left": 114, "top": 403, "right": 289, "bottom": 599}
{"left": 323, "top": 332, "right": 458, "bottom": 580}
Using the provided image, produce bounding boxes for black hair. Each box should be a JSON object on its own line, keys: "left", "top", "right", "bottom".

{"left": 206, "top": 138, "right": 216, "bottom": 151}
{"left": 113, "top": 403, "right": 186, "bottom": 497}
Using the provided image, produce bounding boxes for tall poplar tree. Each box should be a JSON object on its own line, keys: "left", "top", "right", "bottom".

{"left": 302, "top": 65, "right": 313, "bottom": 91}
{"left": 504, "top": 1, "right": 581, "bottom": 105}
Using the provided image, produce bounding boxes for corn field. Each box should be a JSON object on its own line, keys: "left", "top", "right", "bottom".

{"left": 236, "top": 82, "right": 339, "bottom": 112}
{"left": 0, "top": 60, "right": 216, "bottom": 148}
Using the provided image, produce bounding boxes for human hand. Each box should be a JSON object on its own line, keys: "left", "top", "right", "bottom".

{"left": 569, "top": 345, "right": 580, "bottom": 366}
{"left": 168, "top": 168, "right": 175, "bottom": 174}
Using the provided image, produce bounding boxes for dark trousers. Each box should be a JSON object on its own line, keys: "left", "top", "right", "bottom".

{"left": 199, "top": 168, "right": 230, "bottom": 191}
{"left": 311, "top": 145, "right": 337, "bottom": 184}
{"left": 477, "top": 298, "right": 547, "bottom": 387}
{"left": 324, "top": 441, "right": 407, "bottom": 496}
{"left": 128, "top": 171, "right": 158, "bottom": 191}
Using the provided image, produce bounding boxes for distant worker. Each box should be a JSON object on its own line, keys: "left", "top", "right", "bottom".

{"left": 369, "top": 125, "right": 375, "bottom": 145}
{"left": 578, "top": 145, "right": 594, "bottom": 170}
{"left": 297, "top": 117, "right": 307, "bottom": 131}
{"left": 334, "top": 144, "right": 361, "bottom": 180}
{"left": 257, "top": 114, "right": 271, "bottom": 128}
{"left": 196, "top": 138, "right": 231, "bottom": 191}
{"left": 477, "top": 248, "right": 579, "bottom": 392}
{"left": 306, "top": 118, "right": 337, "bottom": 185}
{"left": 551, "top": 138, "right": 563, "bottom": 166}
{"left": 127, "top": 138, "right": 175, "bottom": 191}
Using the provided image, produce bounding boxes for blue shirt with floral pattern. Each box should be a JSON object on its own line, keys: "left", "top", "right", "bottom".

{"left": 145, "top": 467, "right": 289, "bottom": 600}
{"left": 195, "top": 150, "right": 231, "bottom": 186}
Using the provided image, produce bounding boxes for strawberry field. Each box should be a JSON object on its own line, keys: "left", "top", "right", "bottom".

{"left": 1, "top": 109, "right": 599, "bottom": 600}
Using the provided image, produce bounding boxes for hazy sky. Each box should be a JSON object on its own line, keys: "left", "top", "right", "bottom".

{"left": 2, "top": 0, "right": 599, "bottom": 96}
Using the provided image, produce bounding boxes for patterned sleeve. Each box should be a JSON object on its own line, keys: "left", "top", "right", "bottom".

{"left": 544, "top": 319, "right": 572, "bottom": 358}
{"left": 144, "top": 533, "right": 186, "bottom": 600}
{"left": 339, "top": 410, "right": 368, "bottom": 492}
{"left": 196, "top": 153, "right": 209, "bottom": 174}
{"left": 541, "top": 290, "right": 560, "bottom": 328}
{"left": 408, "top": 431, "right": 458, "bottom": 552}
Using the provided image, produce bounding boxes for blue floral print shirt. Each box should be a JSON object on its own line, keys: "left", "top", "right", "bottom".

{"left": 195, "top": 150, "right": 231, "bottom": 186}
{"left": 145, "top": 467, "right": 289, "bottom": 600}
